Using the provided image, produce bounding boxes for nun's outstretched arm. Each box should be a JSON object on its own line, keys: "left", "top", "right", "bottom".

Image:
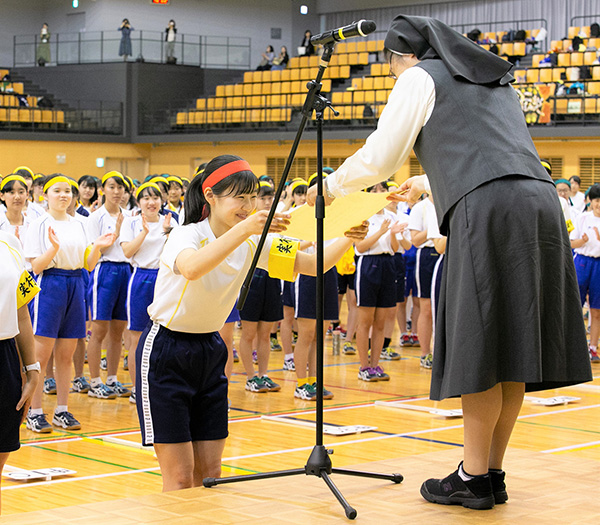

{"left": 324, "top": 66, "right": 435, "bottom": 199}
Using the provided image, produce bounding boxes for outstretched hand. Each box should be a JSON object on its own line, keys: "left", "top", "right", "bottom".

{"left": 344, "top": 221, "right": 369, "bottom": 241}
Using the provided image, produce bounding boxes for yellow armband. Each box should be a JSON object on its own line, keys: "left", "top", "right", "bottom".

{"left": 566, "top": 219, "right": 574, "bottom": 233}
{"left": 16, "top": 270, "right": 40, "bottom": 309}
{"left": 83, "top": 245, "right": 93, "bottom": 271}
{"left": 336, "top": 246, "right": 356, "bottom": 275}
{"left": 268, "top": 238, "right": 299, "bottom": 282}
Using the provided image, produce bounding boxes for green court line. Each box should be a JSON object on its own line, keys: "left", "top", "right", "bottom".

{"left": 31, "top": 445, "right": 162, "bottom": 476}
{"left": 518, "top": 420, "right": 600, "bottom": 435}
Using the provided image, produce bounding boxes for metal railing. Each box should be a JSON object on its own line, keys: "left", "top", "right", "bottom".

{"left": 570, "top": 15, "right": 600, "bottom": 28}
{"left": 0, "top": 99, "right": 123, "bottom": 135}
{"left": 14, "top": 30, "right": 251, "bottom": 69}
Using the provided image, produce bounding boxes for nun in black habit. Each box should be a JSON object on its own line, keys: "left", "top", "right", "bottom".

{"left": 307, "top": 15, "right": 592, "bottom": 510}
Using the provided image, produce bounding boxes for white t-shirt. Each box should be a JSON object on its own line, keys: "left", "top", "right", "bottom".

{"left": 24, "top": 213, "right": 89, "bottom": 270}
{"left": 571, "top": 192, "right": 586, "bottom": 214}
{"left": 148, "top": 219, "right": 275, "bottom": 333}
{"left": 87, "top": 205, "right": 129, "bottom": 263}
{"left": 120, "top": 214, "right": 176, "bottom": 269}
{"left": 571, "top": 211, "right": 600, "bottom": 258}
{"left": 25, "top": 200, "right": 46, "bottom": 221}
{"left": 0, "top": 212, "right": 29, "bottom": 248}
{"left": 355, "top": 209, "right": 397, "bottom": 256}
{"left": 408, "top": 199, "right": 436, "bottom": 248}
{"left": 0, "top": 231, "right": 28, "bottom": 339}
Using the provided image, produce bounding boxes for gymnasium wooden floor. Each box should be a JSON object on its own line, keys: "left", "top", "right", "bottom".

{"left": 2, "top": 326, "right": 600, "bottom": 523}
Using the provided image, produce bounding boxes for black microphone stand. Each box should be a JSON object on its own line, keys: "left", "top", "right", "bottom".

{"left": 203, "top": 42, "right": 403, "bottom": 521}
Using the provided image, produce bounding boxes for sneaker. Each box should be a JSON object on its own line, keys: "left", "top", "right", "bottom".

{"left": 233, "top": 348, "right": 239, "bottom": 363}
{"left": 88, "top": 383, "right": 117, "bottom": 399}
{"left": 399, "top": 333, "right": 412, "bottom": 347}
{"left": 26, "top": 412, "right": 52, "bottom": 433}
{"left": 358, "top": 367, "right": 379, "bottom": 382}
{"left": 43, "top": 377, "right": 57, "bottom": 395}
{"left": 373, "top": 365, "right": 390, "bottom": 381}
{"left": 245, "top": 376, "right": 268, "bottom": 393}
{"left": 294, "top": 383, "right": 317, "bottom": 400}
{"left": 53, "top": 411, "right": 81, "bottom": 430}
{"left": 420, "top": 463, "right": 495, "bottom": 510}
{"left": 313, "top": 382, "right": 334, "bottom": 400}
{"left": 489, "top": 469, "right": 508, "bottom": 504}
{"left": 252, "top": 350, "right": 258, "bottom": 364}
{"left": 270, "top": 336, "right": 282, "bottom": 352}
{"left": 100, "top": 356, "right": 107, "bottom": 370}
{"left": 420, "top": 353, "right": 433, "bottom": 369}
{"left": 380, "top": 347, "right": 400, "bottom": 360}
{"left": 123, "top": 355, "right": 129, "bottom": 370}
{"left": 410, "top": 334, "right": 420, "bottom": 347}
{"left": 590, "top": 348, "right": 600, "bottom": 363}
{"left": 342, "top": 342, "right": 356, "bottom": 355}
{"left": 283, "top": 357, "right": 296, "bottom": 371}
{"left": 71, "top": 376, "right": 91, "bottom": 393}
{"left": 406, "top": 319, "right": 412, "bottom": 331}
{"left": 129, "top": 389, "right": 136, "bottom": 404}
{"left": 261, "top": 375, "right": 281, "bottom": 392}
{"left": 107, "top": 381, "right": 131, "bottom": 397}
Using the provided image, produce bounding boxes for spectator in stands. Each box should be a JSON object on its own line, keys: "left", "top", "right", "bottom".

{"left": 119, "top": 19, "right": 133, "bottom": 61}
{"left": 37, "top": 23, "right": 50, "bottom": 67}
{"left": 256, "top": 45, "right": 275, "bottom": 71}
{"left": 271, "top": 46, "right": 290, "bottom": 70}
{"left": 299, "top": 30, "right": 315, "bottom": 56}
{"left": 165, "top": 20, "right": 177, "bottom": 63}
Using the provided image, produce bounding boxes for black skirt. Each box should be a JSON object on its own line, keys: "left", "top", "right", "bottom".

{"left": 431, "top": 176, "right": 592, "bottom": 400}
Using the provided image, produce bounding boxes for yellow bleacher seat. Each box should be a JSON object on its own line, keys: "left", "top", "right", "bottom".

{"left": 234, "top": 84, "right": 244, "bottom": 96}
{"left": 531, "top": 54, "right": 544, "bottom": 67}
{"left": 271, "top": 70, "right": 282, "bottom": 82}
{"left": 366, "top": 40, "right": 378, "bottom": 52}
{"left": 375, "top": 90, "right": 388, "bottom": 103}
{"left": 331, "top": 92, "right": 344, "bottom": 104}
{"left": 216, "top": 85, "right": 225, "bottom": 97}
{"left": 225, "top": 85, "right": 235, "bottom": 97}
{"left": 176, "top": 112, "right": 188, "bottom": 125}
{"left": 195, "top": 111, "right": 207, "bottom": 125}
{"left": 214, "top": 98, "right": 225, "bottom": 109}
{"left": 252, "top": 83, "right": 261, "bottom": 95}
{"left": 363, "top": 77, "right": 374, "bottom": 90}
{"left": 356, "top": 41, "right": 367, "bottom": 53}
{"left": 299, "top": 56, "right": 310, "bottom": 68}
{"left": 341, "top": 92, "right": 352, "bottom": 104}
{"left": 290, "top": 94, "right": 303, "bottom": 106}
{"left": 321, "top": 79, "right": 331, "bottom": 92}
{"left": 585, "top": 51, "right": 597, "bottom": 65}
{"left": 582, "top": 26, "right": 591, "bottom": 37}
{"left": 280, "top": 81, "right": 291, "bottom": 94}
{"left": 480, "top": 44, "right": 490, "bottom": 51}
{"left": 513, "top": 42, "right": 526, "bottom": 56}
{"left": 288, "top": 57, "right": 300, "bottom": 69}
{"left": 566, "top": 67, "right": 580, "bottom": 81}
{"left": 587, "top": 81, "right": 600, "bottom": 94}
{"left": 554, "top": 98, "right": 568, "bottom": 114}
{"left": 568, "top": 26, "right": 580, "bottom": 39}
{"left": 552, "top": 68, "right": 566, "bottom": 82}
{"left": 249, "top": 109, "right": 264, "bottom": 123}
{"left": 281, "top": 69, "right": 291, "bottom": 81}
{"left": 353, "top": 91, "right": 365, "bottom": 104}
{"left": 329, "top": 55, "right": 339, "bottom": 67}
{"left": 18, "top": 108, "right": 32, "bottom": 123}
{"left": 338, "top": 54, "right": 348, "bottom": 66}
{"left": 364, "top": 91, "right": 375, "bottom": 104}
{"left": 550, "top": 40, "right": 562, "bottom": 50}
{"left": 593, "top": 66, "right": 600, "bottom": 80}
{"left": 348, "top": 53, "right": 359, "bottom": 66}
{"left": 562, "top": 40, "right": 572, "bottom": 52}
{"left": 358, "top": 52, "right": 369, "bottom": 65}
{"left": 243, "top": 84, "right": 252, "bottom": 96}
{"left": 346, "top": 42, "right": 357, "bottom": 53}
{"left": 571, "top": 53, "right": 584, "bottom": 66}
{"left": 290, "top": 68, "right": 300, "bottom": 81}
{"left": 298, "top": 67, "right": 309, "bottom": 80}
{"left": 370, "top": 63, "right": 381, "bottom": 76}
{"left": 337, "top": 43, "right": 347, "bottom": 54}
{"left": 558, "top": 53, "right": 570, "bottom": 67}
{"left": 247, "top": 96, "right": 259, "bottom": 108}
{"left": 382, "top": 63, "right": 390, "bottom": 76}
{"left": 526, "top": 69, "right": 539, "bottom": 83}
{"left": 585, "top": 97, "right": 597, "bottom": 114}
{"left": 373, "top": 77, "right": 385, "bottom": 90}
{"left": 309, "top": 56, "right": 319, "bottom": 67}
{"left": 590, "top": 38, "right": 600, "bottom": 49}
{"left": 261, "top": 83, "right": 271, "bottom": 95}
{"left": 230, "top": 96, "right": 243, "bottom": 109}
{"left": 41, "top": 110, "right": 53, "bottom": 123}
{"left": 271, "top": 82, "right": 281, "bottom": 95}
{"left": 350, "top": 77, "right": 363, "bottom": 90}
{"left": 206, "top": 98, "right": 215, "bottom": 109}
{"left": 32, "top": 109, "right": 41, "bottom": 123}
{"left": 339, "top": 65, "right": 350, "bottom": 78}
{"left": 254, "top": 71, "right": 264, "bottom": 83}
{"left": 243, "top": 72, "right": 253, "bottom": 83}
{"left": 196, "top": 98, "right": 206, "bottom": 109}
{"left": 484, "top": 32, "right": 497, "bottom": 41}
{"left": 539, "top": 69, "right": 553, "bottom": 83}
{"left": 269, "top": 94, "right": 281, "bottom": 107}
{"left": 500, "top": 43, "right": 514, "bottom": 56}
{"left": 309, "top": 67, "right": 318, "bottom": 78}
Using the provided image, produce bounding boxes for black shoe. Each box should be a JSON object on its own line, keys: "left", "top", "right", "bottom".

{"left": 420, "top": 463, "right": 495, "bottom": 510}
{"left": 489, "top": 469, "right": 508, "bottom": 504}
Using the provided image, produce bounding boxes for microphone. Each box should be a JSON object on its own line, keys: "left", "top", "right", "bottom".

{"left": 310, "top": 20, "right": 376, "bottom": 47}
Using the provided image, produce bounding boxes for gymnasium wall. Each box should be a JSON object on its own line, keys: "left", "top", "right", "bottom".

{"left": 0, "top": 137, "right": 595, "bottom": 182}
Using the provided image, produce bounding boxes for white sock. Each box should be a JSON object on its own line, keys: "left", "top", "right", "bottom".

{"left": 107, "top": 375, "right": 118, "bottom": 385}
{"left": 55, "top": 405, "right": 68, "bottom": 414}
{"left": 458, "top": 463, "right": 475, "bottom": 481}
{"left": 30, "top": 407, "right": 43, "bottom": 416}
{"left": 285, "top": 353, "right": 294, "bottom": 360}
{"left": 90, "top": 377, "right": 102, "bottom": 387}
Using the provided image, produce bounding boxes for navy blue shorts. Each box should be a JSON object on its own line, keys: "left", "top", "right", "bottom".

{"left": 404, "top": 266, "right": 417, "bottom": 298}
{"left": 127, "top": 268, "right": 158, "bottom": 332}
{"left": 356, "top": 254, "right": 396, "bottom": 308}
{"left": 394, "top": 252, "right": 406, "bottom": 303}
{"left": 281, "top": 280, "right": 295, "bottom": 308}
{"left": 416, "top": 247, "right": 440, "bottom": 299}
{"left": 136, "top": 322, "right": 229, "bottom": 445}
{"left": 240, "top": 268, "right": 283, "bottom": 323}
{"left": 89, "top": 262, "right": 131, "bottom": 322}
{"left": 574, "top": 254, "right": 600, "bottom": 309}
{"left": 295, "top": 269, "right": 339, "bottom": 320}
{"left": 337, "top": 271, "right": 355, "bottom": 294}
{"left": 30, "top": 268, "right": 86, "bottom": 339}
{"left": 432, "top": 254, "right": 444, "bottom": 323}
{"left": 0, "top": 338, "right": 23, "bottom": 453}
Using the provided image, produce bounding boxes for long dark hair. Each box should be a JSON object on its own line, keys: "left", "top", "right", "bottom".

{"left": 78, "top": 175, "right": 99, "bottom": 205}
{"left": 184, "top": 155, "right": 258, "bottom": 225}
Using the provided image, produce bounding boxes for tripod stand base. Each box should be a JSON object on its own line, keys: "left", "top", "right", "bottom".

{"left": 203, "top": 446, "right": 402, "bottom": 520}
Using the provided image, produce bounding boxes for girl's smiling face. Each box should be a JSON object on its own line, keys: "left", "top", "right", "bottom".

{"left": 139, "top": 192, "right": 162, "bottom": 218}
{"left": 209, "top": 189, "right": 257, "bottom": 230}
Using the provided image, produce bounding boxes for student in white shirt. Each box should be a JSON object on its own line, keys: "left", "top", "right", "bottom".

{"left": 137, "top": 155, "right": 367, "bottom": 491}
{"left": 569, "top": 175, "right": 586, "bottom": 214}
{"left": 0, "top": 231, "right": 39, "bottom": 513}
{"left": 120, "top": 182, "right": 174, "bottom": 403}
{"left": 23, "top": 175, "right": 114, "bottom": 433}
{"left": 571, "top": 183, "right": 600, "bottom": 363}
{"left": 87, "top": 171, "right": 133, "bottom": 400}
{"left": 166, "top": 176, "right": 185, "bottom": 215}
{"left": 0, "top": 175, "right": 30, "bottom": 246}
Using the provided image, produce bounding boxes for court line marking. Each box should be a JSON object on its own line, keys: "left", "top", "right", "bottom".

{"left": 6, "top": 403, "right": 599, "bottom": 493}
{"left": 542, "top": 440, "right": 600, "bottom": 453}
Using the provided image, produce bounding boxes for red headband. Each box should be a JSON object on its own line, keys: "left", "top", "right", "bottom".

{"left": 202, "top": 160, "right": 252, "bottom": 192}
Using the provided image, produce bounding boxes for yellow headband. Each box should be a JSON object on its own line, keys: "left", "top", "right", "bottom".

{"left": 167, "top": 176, "right": 184, "bottom": 187}
{"left": 102, "top": 171, "right": 126, "bottom": 185}
{"left": 0, "top": 175, "right": 27, "bottom": 191}
{"left": 125, "top": 176, "right": 134, "bottom": 189}
{"left": 43, "top": 175, "right": 71, "bottom": 193}
{"left": 33, "top": 174, "right": 44, "bottom": 180}
{"left": 259, "top": 181, "right": 272, "bottom": 188}
{"left": 194, "top": 166, "right": 205, "bottom": 176}
{"left": 135, "top": 182, "right": 162, "bottom": 199}
{"left": 181, "top": 177, "right": 190, "bottom": 183}
{"left": 68, "top": 179, "right": 79, "bottom": 191}
{"left": 540, "top": 160, "right": 552, "bottom": 172}
{"left": 290, "top": 180, "right": 308, "bottom": 193}
{"left": 150, "top": 176, "right": 169, "bottom": 187}
{"left": 13, "top": 166, "right": 34, "bottom": 177}
{"left": 387, "top": 181, "right": 399, "bottom": 188}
